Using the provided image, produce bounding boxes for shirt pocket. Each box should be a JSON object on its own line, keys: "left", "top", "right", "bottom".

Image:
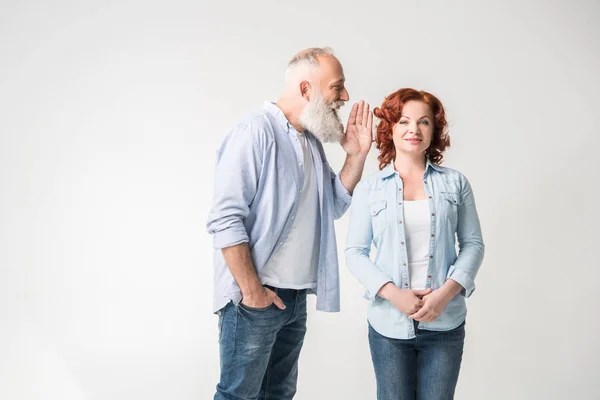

{"left": 369, "top": 200, "right": 388, "bottom": 238}
{"left": 439, "top": 191, "right": 462, "bottom": 226}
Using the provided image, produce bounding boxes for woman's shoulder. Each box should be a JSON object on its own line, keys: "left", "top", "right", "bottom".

{"left": 432, "top": 164, "right": 469, "bottom": 182}
{"left": 357, "top": 169, "right": 393, "bottom": 192}
{"left": 431, "top": 165, "right": 476, "bottom": 196}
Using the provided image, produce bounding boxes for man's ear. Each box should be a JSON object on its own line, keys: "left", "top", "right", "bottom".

{"left": 299, "top": 81, "right": 311, "bottom": 101}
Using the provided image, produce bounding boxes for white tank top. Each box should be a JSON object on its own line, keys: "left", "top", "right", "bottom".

{"left": 403, "top": 200, "right": 431, "bottom": 290}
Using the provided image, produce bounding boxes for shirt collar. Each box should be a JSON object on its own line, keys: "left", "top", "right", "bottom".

{"left": 426, "top": 158, "right": 444, "bottom": 173}
{"left": 377, "top": 158, "right": 444, "bottom": 180}
{"left": 263, "top": 101, "right": 293, "bottom": 131}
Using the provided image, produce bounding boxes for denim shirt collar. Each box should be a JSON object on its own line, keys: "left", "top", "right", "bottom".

{"left": 376, "top": 159, "right": 444, "bottom": 180}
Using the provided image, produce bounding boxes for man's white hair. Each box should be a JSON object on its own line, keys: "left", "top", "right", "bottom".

{"left": 284, "top": 47, "right": 335, "bottom": 83}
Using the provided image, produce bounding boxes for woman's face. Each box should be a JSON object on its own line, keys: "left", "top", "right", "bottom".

{"left": 392, "top": 100, "right": 434, "bottom": 157}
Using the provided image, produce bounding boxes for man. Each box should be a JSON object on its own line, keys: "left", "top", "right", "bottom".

{"left": 207, "top": 47, "right": 372, "bottom": 399}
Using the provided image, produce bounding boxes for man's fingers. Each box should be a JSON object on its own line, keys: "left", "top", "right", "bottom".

{"left": 356, "top": 100, "right": 364, "bottom": 125}
{"left": 347, "top": 103, "right": 359, "bottom": 126}
{"left": 272, "top": 294, "right": 286, "bottom": 310}
{"left": 362, "top": 103, "right": 370, "bottom": 126}
{"left": 264, "top": 287, "right": 286, "bottom": 310}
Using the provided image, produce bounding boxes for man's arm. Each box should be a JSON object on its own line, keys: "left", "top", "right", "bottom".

{"left": 222, "top": 243, "right": 285, "bottom": 309}
{"left": 206, "top": 122, "right": 284, "bottom": 309}
{"left": 339, "top": 154, "right": 368, "bottom": 195}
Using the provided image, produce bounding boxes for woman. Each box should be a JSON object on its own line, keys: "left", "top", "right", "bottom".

{"left": 345, "top": 88, "right": 484, "bottom": 400}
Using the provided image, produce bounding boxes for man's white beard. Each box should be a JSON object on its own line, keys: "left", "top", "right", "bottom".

{"left": 299, "top": 90, "right": 345, "bottom": 143}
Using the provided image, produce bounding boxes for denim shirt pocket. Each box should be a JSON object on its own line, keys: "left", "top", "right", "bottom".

{"left": 439, "top": 191, "right": 462, "bottom": 226}
{"left": 369, "top": 200, "right": 388, "bottom": 238}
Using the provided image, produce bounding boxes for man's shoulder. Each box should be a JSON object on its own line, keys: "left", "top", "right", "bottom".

{"left": 225, "top": 107, "right": 279, "bottom": 144}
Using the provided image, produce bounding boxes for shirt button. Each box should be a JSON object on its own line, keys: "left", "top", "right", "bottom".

{"left": 431, "top": 234, "right": 435, "bottom": 237}
{"left": 398, "top": 202, "right": 402, "bottom": 205}
{"left": 428, "top": 275, "right": 432, "bottom": 278}
{"left": 299, "top": 162, "right": 303, "bottom": 167}
{"left": 430, "top": 255, "right": 433, "bottom": 259}
{"left": 399, "top": 188, "right": 402, "bottom": 191}
{"left": 291, "top": 216, "right": 295, "bottom": 220}
{"left": 424, "top": 180, "right": 428, "bottom": 184}
{"left": 428, "top": 196, "right": 432, "bottom": 199}
{"left": 399, "top": 220, "right": 403, "bottom": 224}
{"left": 279, "top": 242, "right": 283, "bottom": 245}
{"left": 299, "top": 189, "right": 303, "bottom": 194}
{"left": 403, "top": 263, "right": 407, "bottom": 266}
{"left": 401, "top": 242, "right": 404, "bottom": 245}
{"left": 431, "top": 213, "right": 435, "bottom": 216}
{"left": 404, "top": 283, "right": 409, "bottom": 287}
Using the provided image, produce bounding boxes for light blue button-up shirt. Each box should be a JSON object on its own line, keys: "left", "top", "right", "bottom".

{"left": 345, "top": 161, "right": 484, "bottom": 339}
{"left": 207, "top": 102, "right": 352, "bottom": 313}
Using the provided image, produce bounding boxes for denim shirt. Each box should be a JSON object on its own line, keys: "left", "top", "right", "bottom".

{"left": 207, "top": 102, "right": 352, "bottom": 313}
{"left": 345, "top": 161, "right": 484, "bottom": 339}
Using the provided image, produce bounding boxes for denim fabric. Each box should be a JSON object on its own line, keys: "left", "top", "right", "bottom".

{"left": 215, "top": 287, "right": 308, "bottom": 400}
{"left": 346, "top": 162, "right": 484, "bottom": 339}
{"left": 369, "top": 320, "right": 465, "bottom": 400}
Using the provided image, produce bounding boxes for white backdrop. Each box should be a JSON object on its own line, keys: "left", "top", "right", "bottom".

{"left": 1, "top": 0, "right": 599, "bottom": 399}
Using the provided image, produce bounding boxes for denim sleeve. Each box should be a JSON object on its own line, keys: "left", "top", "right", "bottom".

{"left": 345, "top": 181, "right": 393, "bottom": 301}
{"left": 446, "top": 176, "right": 485, "bottom": 297}
{"left": 206, "top": 124, "right": 263, "bottom": 249}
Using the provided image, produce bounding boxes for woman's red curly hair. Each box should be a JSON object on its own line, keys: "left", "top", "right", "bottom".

{"left": 373, "top": 88, "right": 450, "bottom": 170}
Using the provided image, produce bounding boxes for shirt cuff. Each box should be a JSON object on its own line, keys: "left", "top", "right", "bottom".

{"left": 212, "top": 225, "right": 249, "bottom": 249}
{"left": 334, "top": 172, "right": 352, "bottom": 204}
{"left": 365, "top": 277, "right": 393, "bottom": 301}
{"left": 447, "top": 266, "right": 476, "bottom": 298}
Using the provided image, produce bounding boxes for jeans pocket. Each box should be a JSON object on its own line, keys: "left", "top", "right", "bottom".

{"left": 238, "top": 302, "right": 276, "bottom": 312}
